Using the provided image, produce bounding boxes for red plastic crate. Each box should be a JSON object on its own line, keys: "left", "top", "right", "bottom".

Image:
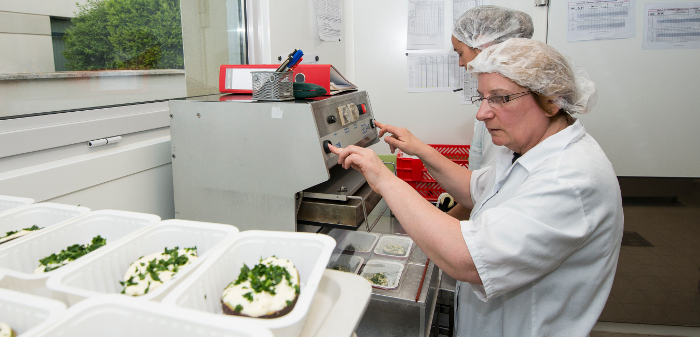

{"left": 397, "top": 144, "right": 469, "bottom": 201}
{"left": 407, "top": 181, "right": 445, "bottom": 202}
{"left": 396, "top": 144, "right": 470, "bottom": 182}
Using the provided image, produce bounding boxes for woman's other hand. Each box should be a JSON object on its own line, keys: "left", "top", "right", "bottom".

{"left": 375, "top": 121, "right": 427, "bottom": 156}
{"left": 328, "top": 144, "right": 395, "bottom": 195}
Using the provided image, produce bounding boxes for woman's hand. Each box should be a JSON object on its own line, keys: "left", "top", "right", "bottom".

{"left": 328, "top": 144, "right": 394, "bottom": 195}
{"left": 375, "top": 121, "right": 427, "bottom": 156}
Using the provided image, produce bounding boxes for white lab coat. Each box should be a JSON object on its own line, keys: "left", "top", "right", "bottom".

{"left": 455, "top": 120, "right": 623, "bottom": 337}
{"left": 468, "top": 119, "right": 502, "bottom": 170}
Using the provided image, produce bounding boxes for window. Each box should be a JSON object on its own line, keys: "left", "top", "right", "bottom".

{"left": 0, "top": 0, "right": 248, "bottom": 119}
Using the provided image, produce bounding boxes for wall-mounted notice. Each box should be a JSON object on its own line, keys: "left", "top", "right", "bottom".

{"left": 407, "top": 0, "right": 446, "bottom": 49}
{"left": 567, "top": 0, "right": 635, "bottom": 42}
{"left": 643, "top": 2, "right": 700, "bottom": 50}
{"left": 453, "top": 0, "right": 490, "bottom": 25}
{"left": 314, "top": 0, "right": 342, "bottom": 42}
{"left": 459, "top": 69, "right": 479, "bottom": 104}
{"left": 407, "top": 52, "right": 461, "bottom": 92}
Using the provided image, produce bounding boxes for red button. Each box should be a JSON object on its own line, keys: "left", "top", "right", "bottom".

{"left": 358, "top": 104, "right": 367, "bottom": 114}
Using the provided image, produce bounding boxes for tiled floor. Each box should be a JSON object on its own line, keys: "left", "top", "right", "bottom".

{"left": 598, "top": 180, "right": 700, "bottom": 327}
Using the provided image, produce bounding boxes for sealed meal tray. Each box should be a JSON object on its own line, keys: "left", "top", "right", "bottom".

{"left": 327, "top": 253, "right": 364, "bottom": 274}
{"left": 0, "top": 203, "right": 91, "bottom": 246}
{"left": 373, "top": 235, "right": 414, "bottom": 259}
{"left": 339, "top": 231, "right": 379, "bottom": 254}
{"left": 359, "top": 259, "right": 405, "bottom": 290}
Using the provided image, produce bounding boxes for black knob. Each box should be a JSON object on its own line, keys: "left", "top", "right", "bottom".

{"left": 370, "top": 119, "right": 376, "bottom": 129}
{"left": 327, "top": 115, "right": 336, "bottom": 124}
{"left": 323, "top": 140, "right": 333, "bottom": 154}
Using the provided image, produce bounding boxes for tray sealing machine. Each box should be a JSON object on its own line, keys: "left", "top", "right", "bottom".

{"left": 169, "top": 91, "right": 385, "bottom": 232}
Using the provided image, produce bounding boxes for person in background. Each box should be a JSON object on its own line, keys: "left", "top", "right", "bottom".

{"left": 449, "top": 5, "right": 534, "bottom": 219}
{"left": 329, "top": 38, "right": 622, "bottom": 336}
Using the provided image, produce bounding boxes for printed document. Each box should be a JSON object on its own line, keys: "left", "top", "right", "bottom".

{"left": 408, "top": 0, "right": 446, "bottom": 49}
{"left": 642, "top": 2, "right": 700, "bottom": 49}
{"left": 407, "top": 52, "right": 461, "bottom": 92}
{"left": 567, "top": 0, "right": 635, "bottom": 42}
{"left": 460, "top": 69, "right": 479, "bottom": 104}
{"left": 314, "top": 0, "right": 342, "bottom": 42}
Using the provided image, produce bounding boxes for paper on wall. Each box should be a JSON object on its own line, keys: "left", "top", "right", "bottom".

{"left": 567, "top": 0, "right": 636, "bottom": 42}
{"left": 459, "top": 69, "right": 479, "bottom": 104}
{"left": 407, "top": 0, "right": 446, "bottom": 50}
{"left": 407, "top": 52, "right": 461, "bottom": 92}
{"left": 314, "top": 0, "right": 342, "bottom": 42}
{"left": 642, "top": 2, "right": 700, "bottom": 50}
{"left": 453, "top": 0, "right": 489, "bottom": 25}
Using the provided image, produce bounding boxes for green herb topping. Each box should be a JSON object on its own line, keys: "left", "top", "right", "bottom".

{"left": 2, "top": 225, "right": 43, "bottom": 240}
{"left": 38, "top": 235, "right": 107, "bottom": 272}
{"left": 120, "top": 246, "right": 197, "bottom": 295}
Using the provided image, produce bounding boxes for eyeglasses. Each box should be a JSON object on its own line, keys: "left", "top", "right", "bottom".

{"left": 471, "top": 91, "right": 532, "bottom": 108}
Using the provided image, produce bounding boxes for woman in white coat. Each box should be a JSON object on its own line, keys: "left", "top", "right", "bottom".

{"left": 329, "top": 39, "right": 623, "bottom": 336}
{"left": 448, "top": 5, "right": 533, "bottom": 219}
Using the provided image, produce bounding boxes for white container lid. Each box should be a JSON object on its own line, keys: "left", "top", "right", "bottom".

{"left": 0, "top": 288, "right": 66, "bottom": 336}
{"left": 0, "top": 210, "right": 160, "bottom": 281}
{"left": 373, "top": 234, "right": 414, "bottom": 259}
{"left": 46, "top": 219, "right": 239, "bottom": 304}
{"left": 0, "top": 203, "right": 91, "bottom": 245}
{"left": 161, "top": 230, "right": 336, "bottom": 337}
{"left": 339, "top": 231, "right": 379, "bottom": 253}
{"left": 359, "top": 259, "right": 405, "bottom": 290}
{"left": 20, "top": 295, "right": 273, "bottom": 337}
{"left": 327, "top": 253, "right": 364, "bottom": 275}
{"left": 0, "top": 195, "right": 34, "bottom": 215}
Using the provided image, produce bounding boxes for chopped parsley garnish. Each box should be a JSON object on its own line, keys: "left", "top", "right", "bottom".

{"left": 233, "top": 259, "right": 295, "bottom": 295}
{"left": 243, "top": 292, "right": 254, "bottom": 302}
{"left": 2, "top": 225, "right": 43, "bottom": 239}
{"left": 38, "top": 235, "right": 107, "bottom": 272}
{"left": 120, "top": 246, "right": 197, "bottom": 295}
{"left": 234, "top": 304, "right": 243, "bottom": 312}
{"left": 286, "top": 300, "right": 292, "bottom": 307}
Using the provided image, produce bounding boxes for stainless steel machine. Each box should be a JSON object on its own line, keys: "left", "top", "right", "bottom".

{"left": 169, "top": 91, "right": 383, "bottom": 232}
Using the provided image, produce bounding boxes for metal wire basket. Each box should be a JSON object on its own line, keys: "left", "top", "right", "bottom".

{"left": 251, "top": 71, "right": 294, "bottom": 101}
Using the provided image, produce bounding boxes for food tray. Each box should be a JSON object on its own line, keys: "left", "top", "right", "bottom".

{"left": 0, "top": 195, "right": 34, "bottom": 215}
{"left": 373, "top": 235, "right": 414, "bottom": 259}
{"left": 338, "top": 231, "right": 379, "bottom": 254}
{"left": 327, "top": 253, "right": 364, "bottom": 275}
{"left": 0, "top": 288, "right": 66, "bottom": 336}
{"left": 20, "top": 295, "right": 273, "bottom": 337}
{"left": 396, "top": 144, "right": 469, "bottom": 182}
{"left": 359, "top": 259, "right": 405, "bottom": 290}
{"left": 0, "top": 203, "right": 91, "bottom": 245}
{"left": 161, "top": 230, "right": 336, "bottom": 337}
{"left": 0, "top": 210, "right": 160, "bottom": 299}
{"left": 45, "top": 219, "right": 239, "bottom": 305}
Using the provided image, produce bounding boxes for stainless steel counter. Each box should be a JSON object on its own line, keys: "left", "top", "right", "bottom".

{"left": 328, "top": 204, "right": 441, "bottom": 337}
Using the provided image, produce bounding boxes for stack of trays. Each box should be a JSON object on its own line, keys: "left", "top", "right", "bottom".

{"left": 0, "top": 198, "right": 363, "bottom": 337}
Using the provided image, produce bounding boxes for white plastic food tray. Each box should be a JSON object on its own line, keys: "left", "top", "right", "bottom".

{"left": 0, "top": 210, "right": 160, "bottom": 300}
{"left": 20, "top": 295, "right": 273, "bottom": 337}
{"left": 327, "top": 253, "right": 364, "bottom": 275}
{"left": 46, "top": 219, "right": 239, "bottom": 305}
{"left": 359, "top": 259, "right": 405, "bottom": 290}
{"left": 339, "top": 231, "right": 379, "bottom": 254}
{"left": 0, "top": 288, "right": 66, "bottom": 336}
{"left": 161, "top": 230, "right": 336, "bottom": 337}
{"left": 0, "top": 203, "right": 91, "bottom": 245}
{"left": 0, "top": 195, "right": 34, "bottom": 215}
{"left": 373, "top": 234, "right": 414, "bottom": 259}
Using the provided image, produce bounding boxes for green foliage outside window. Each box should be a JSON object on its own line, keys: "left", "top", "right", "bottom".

{"left": 63, "top": 0, "right": 184, "bottom": 71}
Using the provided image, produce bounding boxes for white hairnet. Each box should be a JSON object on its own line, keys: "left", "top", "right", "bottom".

{"left": 453, "top": 6, "right": 534, "bottom": 50}
{"left": 467, "top": 38, "right": 597, "bottom": 115}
